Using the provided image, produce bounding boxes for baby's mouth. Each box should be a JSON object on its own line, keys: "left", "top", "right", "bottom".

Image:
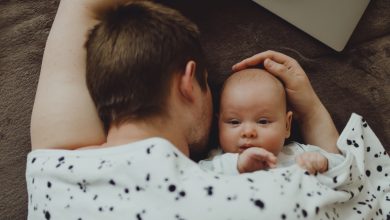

{"left": 238, "top": 144, "right": 255, "bottom": 153}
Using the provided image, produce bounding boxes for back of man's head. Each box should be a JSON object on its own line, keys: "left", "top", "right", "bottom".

{"left": 86, "top": 0, "right": 207, "bottom": 131}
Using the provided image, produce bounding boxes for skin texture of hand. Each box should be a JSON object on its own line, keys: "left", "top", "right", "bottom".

{"left": 232, "top": 51, "right": 340, "bottom": 154}
{"left": 237, "top": 147, "right": 277, "bottom": 173}
{"left": 296, "top": 152, "right": 328, "bottom": 174}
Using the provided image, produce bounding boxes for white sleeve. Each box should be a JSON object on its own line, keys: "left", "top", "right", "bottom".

{"left": 198, "top": 153, "right": 240, "bottom": 175}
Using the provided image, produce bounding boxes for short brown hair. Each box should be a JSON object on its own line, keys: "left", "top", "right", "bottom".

{"left": 86, "top": 0, "right": 207, "bottom": 131}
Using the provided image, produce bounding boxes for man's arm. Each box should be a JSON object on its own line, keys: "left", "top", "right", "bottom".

{"left": 233, "top": 51, "right": 340, "bottom": 154}
{"left": 31, "top": 0, "right": 105, "bottom": 150}
{"left": 298, "top": 101, "right": 340, "bottom": 154}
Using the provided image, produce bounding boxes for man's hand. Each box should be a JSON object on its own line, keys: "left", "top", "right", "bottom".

{"left": 232, "top": 51, "right": 340, "bottom": 154}
{"left": 296, "top": 152, "right": 328, "bottom": 174}
{"left": 233, "top": 50, "right": 318, "bottom": 121}
{"left": 237, "top": 148, "right": 277, "bottom": 173}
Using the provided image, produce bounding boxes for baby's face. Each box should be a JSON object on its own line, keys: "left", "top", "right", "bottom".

{"left": 218, "top": 69, "right": 292, "bottom": 156}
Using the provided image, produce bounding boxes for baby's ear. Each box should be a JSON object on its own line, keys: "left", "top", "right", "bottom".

{"left": 285, "top": 111, "right": 293, "bottom": 138}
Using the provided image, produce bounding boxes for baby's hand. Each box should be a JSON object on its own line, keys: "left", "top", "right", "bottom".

{"left": 237, "top": 148, "right": 277, "bottom": 173}
{"left": 296, "top": 152, "right": 328, "bottom": 174}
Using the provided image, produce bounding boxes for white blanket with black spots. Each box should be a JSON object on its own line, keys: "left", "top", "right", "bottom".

{"left": 26, "top": 113, "right": 389, "bottom": 220}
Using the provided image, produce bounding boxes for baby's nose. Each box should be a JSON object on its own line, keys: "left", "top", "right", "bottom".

{"left": 241, "top": 125, "right": 257, "bottom": 138}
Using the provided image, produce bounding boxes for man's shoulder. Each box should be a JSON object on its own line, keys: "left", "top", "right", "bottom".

{"left": 31, "top": 137, "right": 175, "bottom": 152}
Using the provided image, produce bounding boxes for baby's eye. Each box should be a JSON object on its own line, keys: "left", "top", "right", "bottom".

{"left": 227, "top": 119, "right": 240, "bottom": 125}
{"left": 257, "top": 119, "right": 269, "bottom": 124}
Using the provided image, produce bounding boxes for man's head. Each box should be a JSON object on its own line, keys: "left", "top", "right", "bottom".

{"left": 85, "top": 0, "right": 209, "bottom": 132}
{"left": 218, "top": 68, "right": 292, "bottom": 156}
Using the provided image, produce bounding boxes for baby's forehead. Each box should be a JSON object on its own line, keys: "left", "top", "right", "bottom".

{"left": 223, "top": 68, "right": 283, "bottom": 90}
{"left": 220, "top": 69, "right": 287, "bottom": 111}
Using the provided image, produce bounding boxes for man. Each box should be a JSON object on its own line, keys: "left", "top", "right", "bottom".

{"left": 31, "top": 0, "right": 339, "bottom": 154}
{"left": 28, "top": 0, "right": 340, "bottom": 219}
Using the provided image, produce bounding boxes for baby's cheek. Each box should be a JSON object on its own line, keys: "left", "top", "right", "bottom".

{"left": 219, "top": 128, "right": 238, "bottom": 153}
{"left": 262, "top": 130, "right": 285, "bottom": 155}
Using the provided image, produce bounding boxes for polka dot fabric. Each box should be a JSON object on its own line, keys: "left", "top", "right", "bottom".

{"left": 26, "top": 113, "right": 389, "bottom": 219}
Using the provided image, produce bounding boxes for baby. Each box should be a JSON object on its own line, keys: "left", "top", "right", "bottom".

{"left": 199, "top": 68, "right": 343, "bottom": 174}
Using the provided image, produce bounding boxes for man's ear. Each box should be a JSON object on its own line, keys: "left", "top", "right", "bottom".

{"left": 285, "top": 111, "right": 293, "bottom": 138}
{"left": 179, "top": 60, "right": 197, "bottom": 102}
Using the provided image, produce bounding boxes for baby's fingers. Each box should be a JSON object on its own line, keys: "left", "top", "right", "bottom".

{"left": 313, "top": 156, "right": 328, "bottom": 173}
{"left": 296, "top": 155, "right": 317, "bottom": 174}
{"left": 254, "top": 149, "right": 277, "bottom": 164}
{"left": 245, "top": 148, "right": 277, "bottom": 168}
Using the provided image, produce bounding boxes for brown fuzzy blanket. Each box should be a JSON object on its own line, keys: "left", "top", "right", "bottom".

{"left": 0, "top": 0, "right": 388, "bottom": 218}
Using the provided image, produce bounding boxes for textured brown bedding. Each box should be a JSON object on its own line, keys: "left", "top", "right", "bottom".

{"left": 0, "top": 0, "right": 388, "bottom": 218}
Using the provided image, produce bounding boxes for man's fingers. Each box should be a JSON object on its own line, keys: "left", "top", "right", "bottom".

{"left": 264, "top": 58, "right": 290, "bottom": 77}
{"left": 232, "top": 50, "right": 295, "bottom": 71}
{"left": 232, "top": 51, "right": 297, "bottom": 87}
{"left": 232, "top": 56, "right": 264, "bottom": 71}
{"left": 258, "top": 50, "right": 295, "bottom": 65}
{"left": 232, "top": 52, "right": 270, "bottom": 71}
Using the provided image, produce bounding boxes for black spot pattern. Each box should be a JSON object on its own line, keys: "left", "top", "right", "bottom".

{"left": 302, "top": 209, "right": 307, "bottom": 217}
{"left": 168, "top": 184, "right": 176, "bottom": 192}
{"left": 146, "top": 145, "right": 154, "bottom": 154}
{"left": 43, "top": 210, "right": 50, "bottom": 220}
{"left": 253, "top": 199, "right": 264, "bottom": 209}
{"left": 136, "top": 210, "right": 146, "bottom": 220}
{"left": 204, "top": 186, "right": 213, "bottom": 196}
{"left": 55, "top": 156, "right": 65, "bottom": 168}
{"left": 77, "top": 179, "right": 88, "bottom": 193}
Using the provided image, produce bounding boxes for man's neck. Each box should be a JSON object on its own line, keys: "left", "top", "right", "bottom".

{"left": 103, "top": 119, "right": 190, "bottom": 156}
